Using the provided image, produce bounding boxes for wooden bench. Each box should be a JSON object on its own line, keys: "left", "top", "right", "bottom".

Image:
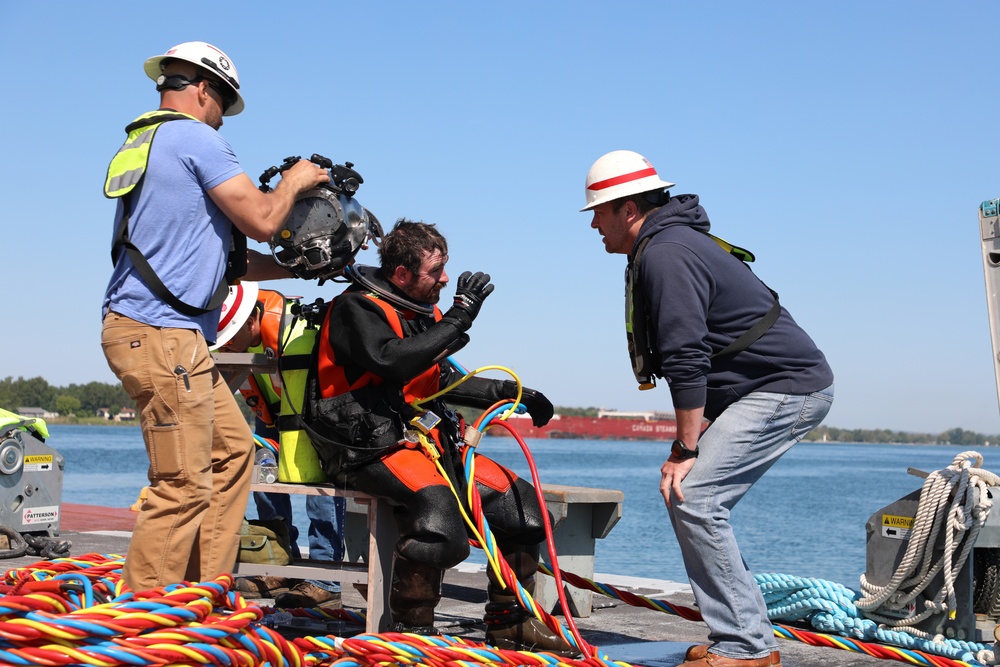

{"left": 234, "top": 476, "right": 397, "bottom": 633}
{"left": 215, "top": 354, "right": 625, "bottom": 622}
{"left": 344, "top": 483, "right": 624, "bottom": 618}
{"left": 215, "top": 353, "right": 396, "bottom": 633}
{"left": 534, "top": 484, "right": 624, "bottom": 617}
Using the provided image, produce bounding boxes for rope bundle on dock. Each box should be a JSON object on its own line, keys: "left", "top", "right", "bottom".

{"left": 856, "top": 450, "right": 1000, "bottom": 640}
{"left": 0, "top": 554, "right": 632, "bottom": 667}
{"left": 540, "top": 563, "right": 999, "bottom": 666}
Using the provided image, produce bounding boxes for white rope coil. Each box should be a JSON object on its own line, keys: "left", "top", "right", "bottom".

{"left": 856, "top": 451, "right": 1000, "bottom": 638}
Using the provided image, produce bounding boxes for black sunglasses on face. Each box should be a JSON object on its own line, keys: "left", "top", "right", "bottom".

{"left": 202, "top": 79, "right": 236, "bottom": 113}
{"left": 156, "top": 73, "right": 236, "bottom": 113}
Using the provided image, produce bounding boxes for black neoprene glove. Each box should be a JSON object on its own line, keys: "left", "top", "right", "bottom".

{"left": 503, "top": 380, "right": 554, "bottom": 427}
{"left": 442, "top": 271, "right": 494, "bottom": 331}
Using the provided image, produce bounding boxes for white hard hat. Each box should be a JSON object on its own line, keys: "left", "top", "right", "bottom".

{"left": 144, "top": 41, "right": 245, "bottom": 116}
{"left": 212, "top": 281, "right": 259, "bottom": 351}
{"left": 580, "top": 150, "right": 675, "bottom": 212}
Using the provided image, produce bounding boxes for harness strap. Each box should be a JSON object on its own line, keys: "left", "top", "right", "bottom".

{"left": 711, "top": 288, "right": 780, "bottom": 359}
{"left": 107, "top": 112, "right": 241, "bottom": 317}
{"left": 630, "top": 231, "right": 782, "bottom": 375}
{"left": 116, "top": 211, "right": 229, "bottom": 316}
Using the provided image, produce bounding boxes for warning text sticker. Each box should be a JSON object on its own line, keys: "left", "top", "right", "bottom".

{"left": 23, "top": 454, "right": 53, "bottom": 472}
{"left": 881, "top": 514, "right": 913, "bottom": 540}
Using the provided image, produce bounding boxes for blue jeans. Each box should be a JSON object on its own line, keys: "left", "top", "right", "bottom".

{"left": 253, "top": 491, "right": 346, "bottom": 594}
{"left": 667, "top": 385, "right": 834, "bottom": 659}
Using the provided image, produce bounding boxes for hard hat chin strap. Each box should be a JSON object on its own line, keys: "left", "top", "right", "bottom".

{"left": 156, "top": 74, "right": 199, "bottom": 92}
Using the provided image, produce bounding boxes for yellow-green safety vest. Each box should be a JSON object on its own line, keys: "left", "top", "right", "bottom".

{"left": 271, "top": 308, "right": 326, "bottom": 484}
{"left": 104, "top": 110, "right": 197, "bottom": 199}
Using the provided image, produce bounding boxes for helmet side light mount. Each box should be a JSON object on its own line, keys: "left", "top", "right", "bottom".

{"left": 261, "top": 154, "right": 384, "bottom": 284}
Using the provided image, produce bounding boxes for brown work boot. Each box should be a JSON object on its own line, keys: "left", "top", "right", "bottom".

{"left": 274, "top": 581, "right": 343, "bottom": 609}
{"left": 484, "top": 602, "right": 579, "bottom": 656}
{"left": 389, "top": 556, "right": 443, "bottom": 631}
{"left": 234, "top": 575, "right": 292, "bottom": 599}
{"left": 684, "top": 646, "right": 781, "bottom": 663}
{"left": 685, "top": 645, "right": 711, "bottom": 661}
{"left": 677, "top": 649, "right": 781, "bottom": 667}
{"left": 484, "top": 544, "right": 579, "bottom": 656}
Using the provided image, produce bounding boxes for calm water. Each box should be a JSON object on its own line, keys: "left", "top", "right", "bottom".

{"left": 47, "top": 424, "right": 1000, "bottom": 591}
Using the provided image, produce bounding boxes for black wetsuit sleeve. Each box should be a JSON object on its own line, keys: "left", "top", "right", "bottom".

{"left": 328, "top": 293, "right": 469, "bottom": 385}
{"left": 439, "top": 362, "right": 554, "bottom": 427}
{"left": 438, "top": 364, "right": 511, "bottom": 408}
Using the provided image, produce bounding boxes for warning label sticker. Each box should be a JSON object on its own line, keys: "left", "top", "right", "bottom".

{"left": 881, "top": 514, "right": 913, "bottom": 540}
{"left": 23, "top": 454, "right": 53, "bottom": 472}
{"left": 22, "top": 505, "right": 59, "bottom": 525}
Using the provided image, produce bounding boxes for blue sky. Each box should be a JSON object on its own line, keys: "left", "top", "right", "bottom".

{"left": 4, "top": 2, "right": 1000, "bottom": 434}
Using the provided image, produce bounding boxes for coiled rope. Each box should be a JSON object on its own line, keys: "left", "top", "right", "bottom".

{"left": 0, "top": 553, "right": 639, "bottom": 667}
{"left": 856, "top": 451, "right": 1000, "bottom": 641}
{"left": 540, "top": 563, "right": 996, "bottom": 666}
{"left": 1, "top": 525, "right": 994, "bottom": 665}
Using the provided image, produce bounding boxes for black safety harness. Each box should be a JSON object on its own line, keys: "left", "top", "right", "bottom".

{"left": 108, "top": 113, "right": 246, "bottom": 316}
{"left": 626, "top": 232, "right": 781, "bottom": 390}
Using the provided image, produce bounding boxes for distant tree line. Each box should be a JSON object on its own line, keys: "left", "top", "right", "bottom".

{"left": 803, "top": 425, "right": 1000, "bottom": 446}
{"left": 0, "top": 376, "right": 133, "bottom": 419}
{"left": 3, "top": 381, "right": 998, "bottom": 445}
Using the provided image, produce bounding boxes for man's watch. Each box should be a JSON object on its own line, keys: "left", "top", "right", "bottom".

{"left": 671, "top": 439, "right": 699, "bottom": 460}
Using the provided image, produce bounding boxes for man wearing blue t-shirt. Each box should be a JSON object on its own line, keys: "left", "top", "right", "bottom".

{"left": 101, "top": 41, "right": 330, "bottom": 593}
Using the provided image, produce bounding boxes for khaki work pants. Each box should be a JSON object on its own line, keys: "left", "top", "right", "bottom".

{"left": 102, "top": 312, "right": 253, "bottom": 591}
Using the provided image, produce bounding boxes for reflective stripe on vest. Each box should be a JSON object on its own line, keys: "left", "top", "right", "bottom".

{"left": 104, "top": 110, "right": 197, "bottom": 199}
{"left": 240, "top": 291, "right": 287, "bottom": 426}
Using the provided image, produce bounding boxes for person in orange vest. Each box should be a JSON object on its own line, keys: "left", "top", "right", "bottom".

{"left": 309, "top": 220, "right": 574, "bottom": 654}
{"left": 213, "top": 281, "right": 345, "bottom": 608}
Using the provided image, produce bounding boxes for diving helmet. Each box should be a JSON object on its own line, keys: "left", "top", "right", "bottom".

{"left": 266, "top": 157, "right": 383, "bottom": 282}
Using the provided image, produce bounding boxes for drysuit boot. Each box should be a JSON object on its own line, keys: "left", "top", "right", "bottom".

{"left": 483, "top": 547, "right": 578, "bottom": 656}
{"left": 388, "top": 556, "right": 443, "bottom": 635}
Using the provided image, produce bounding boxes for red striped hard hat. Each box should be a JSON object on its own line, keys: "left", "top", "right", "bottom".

{"left": 581, "top": 150, "right": 675, "bottom": 212}
{"left": 212, "top": 281, "right": 259, "bottom": 351}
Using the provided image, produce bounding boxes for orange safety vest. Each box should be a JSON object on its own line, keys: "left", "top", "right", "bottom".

{"left": 317, "top": 292, "right": 442, "bottom": 418}
{"left": 239, "top": 289, "right": 288, "bottom": 427}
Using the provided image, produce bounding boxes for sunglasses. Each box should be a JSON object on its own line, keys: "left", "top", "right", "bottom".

{"left": 202, "top": 78, "right": 237, "bottom": 113}
{"left": 156, "top": 73, "right": 237, "bottom": 113}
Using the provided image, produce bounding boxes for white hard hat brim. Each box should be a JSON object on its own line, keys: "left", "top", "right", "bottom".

{"left": 579, "top": 175, "right": 675, "bottom": 212}
{"left": 211, "top": 281, "right": 259, "bottom": 351}
{"left": 144, "top": 49, "right": 245, "bottom": 117}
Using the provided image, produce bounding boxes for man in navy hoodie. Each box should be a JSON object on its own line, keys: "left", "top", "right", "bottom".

{"left": 581, "top": 150, "right": 833, "bottom": 667}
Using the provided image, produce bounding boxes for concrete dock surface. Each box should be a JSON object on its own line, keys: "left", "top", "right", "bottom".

{"left": 0, "top": 504, "right": 945, "bottom": 667}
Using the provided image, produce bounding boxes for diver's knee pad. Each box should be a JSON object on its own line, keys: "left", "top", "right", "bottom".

{"left": 395, "top": 485, "right": 470, "bottom": 569}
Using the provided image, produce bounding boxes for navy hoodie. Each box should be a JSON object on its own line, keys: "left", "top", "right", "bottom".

{"left": 633, "top": 194, "right": 833, "bottom": 421}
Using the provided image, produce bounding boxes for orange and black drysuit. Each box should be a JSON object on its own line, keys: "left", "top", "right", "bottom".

{"left": 313, "top": 270, "right": 552, "bottom": 568}
{"left": 309, "top": 268, "right": 565, "bottom": 646}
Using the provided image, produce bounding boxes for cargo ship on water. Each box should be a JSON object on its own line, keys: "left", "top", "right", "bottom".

{"left": 489, "top": 409, "right": 678, "bottom": 441}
